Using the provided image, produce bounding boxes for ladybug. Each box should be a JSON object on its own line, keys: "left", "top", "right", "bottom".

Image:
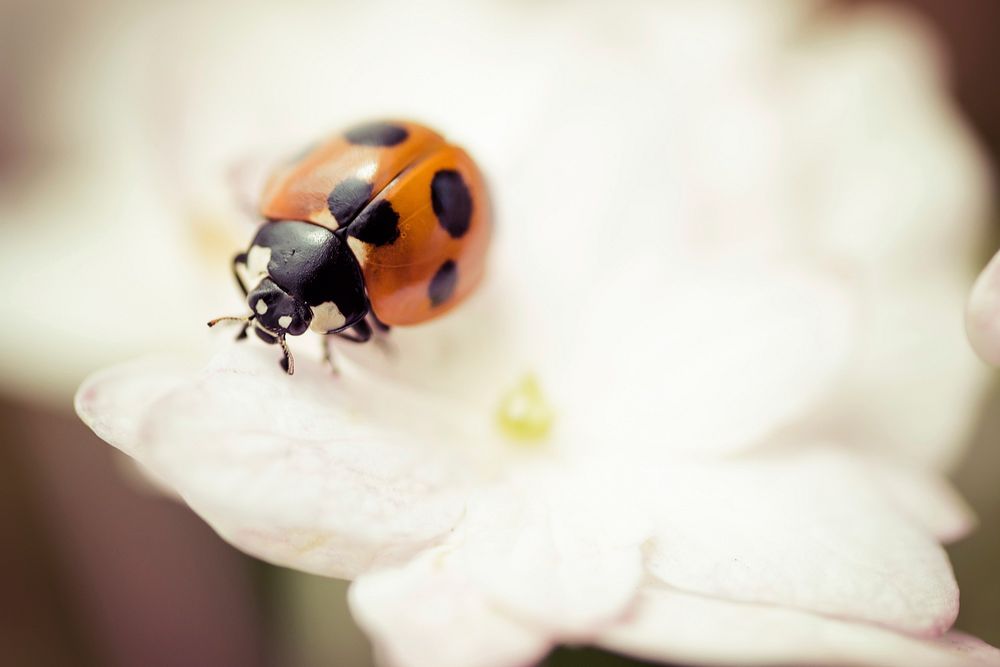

{"left": 209, "top": 120, "right": 491, "bottom": 374}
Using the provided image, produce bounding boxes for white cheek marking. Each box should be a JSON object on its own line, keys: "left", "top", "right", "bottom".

{"left": 310, "top": 301, "right": 347, "bottom": 333}
{"left": 247, "top": 245, "right": 271, "bottom": 276}
{"left": 278, "top": 315, "right": 293, "bottom": 329}
{"left": 236, "top": 244, "right": 271, "bottom": 292}
{"left": 255, "top": 299, "right": 268, "bottom": 315}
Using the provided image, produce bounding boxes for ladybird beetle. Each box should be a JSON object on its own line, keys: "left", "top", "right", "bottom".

{"left": 209, "top": 120, "right": 491, "bottom": 374}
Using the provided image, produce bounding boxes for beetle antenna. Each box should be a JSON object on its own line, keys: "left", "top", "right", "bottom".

{"left": 208, "top": 314, "right": 254, "bottom": 328}
{"left": 277, "top": 334, "right": 294, "bottom": 375}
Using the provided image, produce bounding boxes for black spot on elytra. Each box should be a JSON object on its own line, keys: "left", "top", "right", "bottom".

{"left": 327, "top": 177, "right": 373, "bottom": 224}
{"left": 428, "top": 260, "right": 458, "bottom": 307}
{"left": 430, "top": 169, "right": 472, "bottom": 238}
{"left": 344, "top": 122, "right": 409, "bottom": 147}
{"left": 347, "top": 199, "right": 400, "bottom": 246}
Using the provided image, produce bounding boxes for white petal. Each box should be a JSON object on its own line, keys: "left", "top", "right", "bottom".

{"left": 75, "top": 356, "right": 196, "bottom": 456}
{"left": 822, "top": 273, "right": 989, "bottom": 469}
{"left": 349, "top": 548, "right": 549, "bottom": 667}
{"left": 779, "top": 4, "right": 992, "bottom": 468}
{"left": 599, "top": 587, "right": 1000, "bottom": 667}
{"left": 643, "top": 450, "right": 958, "bottom": 635}
{"left": 76, "top": 344, "right": 478, "bottom": 578}
{"left": 866, "top": 460, "right": 976, "bottom": 544}
{"left": 349, "top": 459, "right": 649, "bottom": 667}
{"left": 787, "top": 3, "right": 989, "bottom": 267}
{"left": 448, "top": 459, "right": 648, "bottom": 636}
{"left": 967, "top": 249, "right": 1000, "bottom": 367}
{"left": 555, "top": 260, "right": 854, "bottom": 458}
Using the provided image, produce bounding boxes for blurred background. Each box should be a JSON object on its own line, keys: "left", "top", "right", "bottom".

{"left": 1, "top": 0, "right": 998, "bottom": 665}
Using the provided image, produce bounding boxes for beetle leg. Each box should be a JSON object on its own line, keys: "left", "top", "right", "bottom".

{"left": 277, "top": 334, "right": 294, "bottom": 375}
{"left": 368, "top": 312, "right": 390, "bottom": 333}
{"left": 321, "top": 335, "right": 340, "bottom": 375}
{"left": 335, "top": 319, "right": 373, "bottom": 344}
{"left": 232, "top": 252, "right": 250, "bottom": 295}
{"left": 209, "top": 253, "right": 254, "bottom": 342}
{"left": 369, "top": 314, "right": 397, "bottom": 356}
{"left": 321, "top": 318, "right": 394, "bottom": 374}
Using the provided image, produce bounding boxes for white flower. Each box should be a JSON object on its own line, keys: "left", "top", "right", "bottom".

{"left": 967, "top": 250, "right": 1000, "bottom": 366}
{"left": 69, "top": 0, "right": 1000, "bottom": 665}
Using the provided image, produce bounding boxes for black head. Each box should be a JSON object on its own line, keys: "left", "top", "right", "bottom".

{"left": 250, "top": 220, "right": 369, "bottom": 334}
{"left": 247, "top": 278, "right": 312, "bottom": 338}
{"left": 210, "top": 220, "right": 372, "bottom": 375}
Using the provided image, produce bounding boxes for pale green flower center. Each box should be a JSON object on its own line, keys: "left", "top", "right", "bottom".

{"left": 496, "top": 374, "right": 554, "bottom": 444}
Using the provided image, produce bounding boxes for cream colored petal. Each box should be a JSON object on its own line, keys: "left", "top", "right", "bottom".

{"left": 866, "top": 460, "right": 976, "bottom": 544}
{"left": 447, "top": 458, "right": 649, "bottom": 636}
{"left": 350, "top": 549, "right": 550, "bottom": 667}
{"left": 75, "top": 356, "right": 196, "bottom": 456}
{"left": 553, "top": 259, "right": 854, "bottom": 458}
{"left": 967, "top": 249, "right": 1000, "bottom": 367}
{"left": 643, "top": 450, "right": 959, "bottom": 635}
{"left": 779, "top": 3, "right": 993, "bottom": 468}
{"left": 600, "top": 587, "right": 1000, "bottom": 667}
{"left": 76, "top": 345, "right": 479, "bottom": 578}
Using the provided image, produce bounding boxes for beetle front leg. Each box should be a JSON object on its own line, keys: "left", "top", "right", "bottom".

{"left": 321, "top": 335, "right": 340, "bottom": 375}
{"left": 336, "top": 319, "right": 373, "bottom": 344}
{"left": 208, "top": 252, "right": 254, "bottom": 342}
{"left": 232, "top": 252, "right": 250, "bottom": 295}
{"left": 368, "top": 312, "right": 390, "bottom": 333}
